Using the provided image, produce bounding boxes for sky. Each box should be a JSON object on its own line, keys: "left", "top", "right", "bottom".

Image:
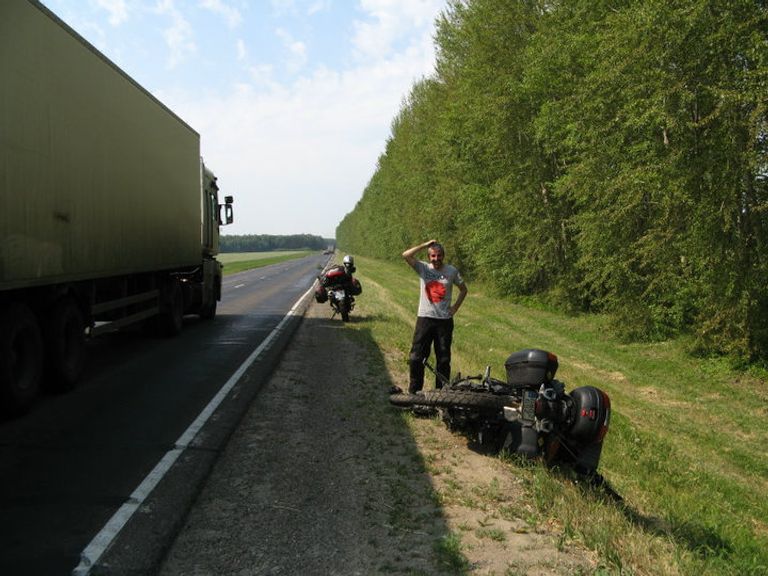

{"left": 41, "top": 0, "right": 448, "bottom": 238}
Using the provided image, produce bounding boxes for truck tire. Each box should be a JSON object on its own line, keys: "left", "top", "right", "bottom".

{"left": 157, "top": 280, "right": 184, "bottom": 337}
{"left": 199, "top": 297, "right": 217, "bottom": 320}
{"left": 0, "top": 303, "right": 43, "bottom": 415}
{"left": 389, "top": 391, "right": 515, "bottom": 411}
{"left": 44, "top": 297, "right": 86, "bottom": 391}
{"left": 200, "top": 273, "right": 220, "bottom": 320}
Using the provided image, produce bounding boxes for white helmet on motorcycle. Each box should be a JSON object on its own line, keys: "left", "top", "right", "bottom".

{"left": 342, "top": 254, "right": 356, "bottom": 273}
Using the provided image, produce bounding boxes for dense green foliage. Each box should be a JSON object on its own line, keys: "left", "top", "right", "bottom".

{"left": 337, "top": 0, "right": 768, "bottom": 361}
{"left": 220, "top": 234, "right": 329, "bottom": 253}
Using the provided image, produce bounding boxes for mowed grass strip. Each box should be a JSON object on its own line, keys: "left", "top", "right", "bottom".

{"left": 219, "top": 251, "right": 315, "bottom": 275}
{"left": 344, "top": 254, "right": 768, "bottom": 576}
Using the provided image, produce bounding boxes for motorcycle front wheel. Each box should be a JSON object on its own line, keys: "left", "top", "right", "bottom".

{"left": 389, "top": 390, "right": 515, "bottom": 411}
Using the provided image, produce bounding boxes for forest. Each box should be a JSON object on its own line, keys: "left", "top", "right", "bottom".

{"left": 220, "top": 234, "right": 329, "bottom": 253}
{"left": 336, "top": 0, "right": 768, "bottom": 362}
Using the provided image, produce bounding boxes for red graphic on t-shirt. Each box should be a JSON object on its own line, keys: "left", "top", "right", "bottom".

{"left": 425, "top": 280, "right": 446, "bottom": 303}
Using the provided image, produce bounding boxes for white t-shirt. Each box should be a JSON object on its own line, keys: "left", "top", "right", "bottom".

{"left": 412, "top": 260, "right": 464, "bottom": 319}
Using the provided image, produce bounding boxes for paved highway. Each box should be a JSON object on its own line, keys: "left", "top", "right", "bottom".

{"left": 0, "top": 253, "right": 329, "bottom": 575}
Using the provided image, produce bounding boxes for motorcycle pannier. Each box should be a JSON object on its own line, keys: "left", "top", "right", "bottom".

{"left": 567, "top": 386, "right": 611, "bottom": 443}
{"left": 504, "top": 349, "right": 559, "bottom": 386}
{"left": 314, "top": 285, "right": 328, "bottom": 303}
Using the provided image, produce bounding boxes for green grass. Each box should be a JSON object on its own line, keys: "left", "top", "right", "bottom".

{"left": 433, "top": 533, "right": 470, "bottom": 573}
{"left": 345, "top": 254, "right": 768, "bottom": 576}
{"left": 219, "top": 250, "right": 315, "bottom": 275}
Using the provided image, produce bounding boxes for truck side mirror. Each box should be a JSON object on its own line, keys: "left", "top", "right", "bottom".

{"left": 221, "top": 203, "right": 234, "bottom": 225}
{"left": 217, "top": 196, "right": 234, "bottom": 225}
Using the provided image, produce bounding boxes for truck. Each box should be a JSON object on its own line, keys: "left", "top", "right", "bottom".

{"left": 0, "top": 0, "right": 234, "bottom": 414}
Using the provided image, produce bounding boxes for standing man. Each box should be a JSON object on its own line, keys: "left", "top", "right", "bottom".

{"left": 402, "top": 239, "right": 468, "bottom": 393}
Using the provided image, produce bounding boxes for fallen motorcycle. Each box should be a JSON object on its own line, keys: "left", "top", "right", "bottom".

{"left": 389, "top": 349, "right": 610, "bottom": 477}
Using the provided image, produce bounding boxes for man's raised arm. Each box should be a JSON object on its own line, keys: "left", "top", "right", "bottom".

{"left": 402, "top": 239, "right": 437, "bottom": 267}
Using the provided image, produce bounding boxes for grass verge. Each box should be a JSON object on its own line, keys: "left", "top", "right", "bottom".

{"left": 344, "top": 254, "right": 768, "bottom": 576}
{"left": 219, "top": 251, "right": 314, "bottom": 275}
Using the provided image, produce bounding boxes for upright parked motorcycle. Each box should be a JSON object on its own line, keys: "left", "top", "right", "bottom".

{"left": 390, "top": 349, "right": 611, "bottom": 477}
{"left": 314, "top": 255, "right": 362, "bottom": 322}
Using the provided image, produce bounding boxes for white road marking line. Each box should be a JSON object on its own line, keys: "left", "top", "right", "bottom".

{"left": 234, "top": 283, "right": 245, "bottom": 289}
{"left": 72, "top": 284, "right": 316, "bottom": 576}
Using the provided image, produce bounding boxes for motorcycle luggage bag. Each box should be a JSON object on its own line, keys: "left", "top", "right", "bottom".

{"left": 504, "top": 349, "right": 559, "bottom": 386}
{"left": 567, "top": 386, "right": 611, "bottom": 443}
{"left": 314, "top": 284, "right": 328, "bottom": 303}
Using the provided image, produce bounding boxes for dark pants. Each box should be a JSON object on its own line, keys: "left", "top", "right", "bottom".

{"left": 408, "top": 316, "right": 454, "bottom": 393}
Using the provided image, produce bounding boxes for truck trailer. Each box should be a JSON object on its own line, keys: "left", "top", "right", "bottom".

{"left": 0, "top": 0, "right": 234, "bottom": 414}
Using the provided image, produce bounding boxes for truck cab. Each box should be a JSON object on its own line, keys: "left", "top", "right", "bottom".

{"left": 201, "top": 163, "right": 233, "bottom": 258}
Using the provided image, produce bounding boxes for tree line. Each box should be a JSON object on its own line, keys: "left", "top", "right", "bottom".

{"left": 220, "top": 234, "right": 330, "bottom": 253}
{"left": 336, "top": 0, "right": 768, "bottom": 362}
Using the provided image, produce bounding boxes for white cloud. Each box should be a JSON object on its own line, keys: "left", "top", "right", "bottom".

{"left": 236, "top": 38, "right": 247, "bottom": 61}
{"left": 306, "top": 0, "right": 330, "bottom": 16}
{"left": 270, "top": 0, "right": 296, "bottom": 16}
{"left": 164, "top": 31, "right": 438, "bottom": 236}
{"left": 352, "top": 0, "right": 444, "bottom": 62}
{"left": 156, "top": 0, "right": 446, "bottom": 236}
{"left": 154, "top": 0, "right": 196, "bottom": 69}
{"left": 246, "top": 63, "right": 280, "bottom": 89}
{"left": 275, "top": 28, "right": 308, "bottom": 73}
{"left": 199, "top": 0, "right": 242, "bottom": 29}
{"left": 95, "top": 0, "right": 129, "bottom": 26}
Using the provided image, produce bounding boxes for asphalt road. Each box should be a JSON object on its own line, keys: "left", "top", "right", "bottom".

{"left": 0, "top": 253, "right": 328, "bottom": 576}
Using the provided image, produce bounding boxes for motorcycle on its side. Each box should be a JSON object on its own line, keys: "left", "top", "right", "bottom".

{"left": 314, "top": 258, "right": 362, "bottom": 322}
{"left": 390, "top": 349, "right": 611, "bottom": 478}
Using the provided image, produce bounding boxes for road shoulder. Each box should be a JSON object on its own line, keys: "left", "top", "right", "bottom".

{"left": 157, "top": 300, "right": 596, "bottom": 574}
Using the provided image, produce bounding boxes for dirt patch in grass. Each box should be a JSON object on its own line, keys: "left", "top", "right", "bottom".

{"left": 402, "top": 410, "right": 597, "bottom": 575}
{"left": 159, "top": 301, "right": 597, "bottom": 575}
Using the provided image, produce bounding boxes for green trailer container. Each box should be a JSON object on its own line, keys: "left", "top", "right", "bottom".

{"left": 0, "top": 0, "right": 234, "bottom": 414}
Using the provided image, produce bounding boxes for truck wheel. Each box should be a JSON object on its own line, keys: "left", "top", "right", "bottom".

{"left": 45, "top": 298, "right": 86, "bottom": 391}
{"left": 158, "top": 281, "right": 184, "bottom": 337}
{"left": 0, "top": 303, "right": 43, "bottom": 415}
{"left": 199, "top": 296, "right": 217, "bottom": 320}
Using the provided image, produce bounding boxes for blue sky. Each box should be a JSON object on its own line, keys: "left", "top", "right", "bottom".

{"left": 41, "top": 0, "right": 447, "bottom": 238}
